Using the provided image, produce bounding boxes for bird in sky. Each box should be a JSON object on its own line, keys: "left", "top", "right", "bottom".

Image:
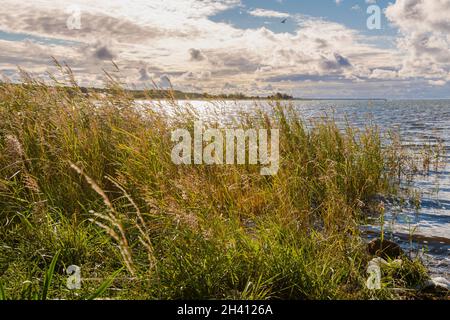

{"left": 281, "top": 18, "right": 287, "bottom": 24}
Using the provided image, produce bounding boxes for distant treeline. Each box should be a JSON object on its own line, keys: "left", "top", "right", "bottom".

{"left": 0, "top": 81, "right": 294, "bottom": 100}
{"left": 126, "top": 89, "right": 295, "bottom": 100}
{"left": 1, "top": 82, "right": 387, "bottom": 101}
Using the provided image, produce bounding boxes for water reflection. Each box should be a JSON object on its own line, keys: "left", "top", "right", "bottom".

{"left": 140, "top": 99, "right": 449, "bottom": 277}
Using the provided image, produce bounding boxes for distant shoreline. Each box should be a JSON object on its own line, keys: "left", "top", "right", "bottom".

{"left": 8, "top": 82, "right": 450, "bottom": 101}
{"left": 2, "top": 82, "right": 390, "bottom": 102}
{"left": 136, "top": 98, "right": 389, "bottom": 102}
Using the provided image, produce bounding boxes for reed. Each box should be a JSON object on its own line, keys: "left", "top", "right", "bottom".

{"left": 0, "top": 69, "right": 437, "bottom": 300}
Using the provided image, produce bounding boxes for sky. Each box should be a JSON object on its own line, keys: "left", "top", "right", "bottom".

{"left": 0, "top": 0, "right": 449, "bottom": 99}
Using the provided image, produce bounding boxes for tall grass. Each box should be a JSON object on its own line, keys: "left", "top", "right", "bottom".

{"left": 0, "top": 69, "right": 436, "bottom": 300}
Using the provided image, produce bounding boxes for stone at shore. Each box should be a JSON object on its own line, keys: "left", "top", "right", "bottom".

{"left": 419, "top": 277, "right": 450, "bottom": 294}
{"left": 367, "top": 238, "right": 405, "bottom": 260}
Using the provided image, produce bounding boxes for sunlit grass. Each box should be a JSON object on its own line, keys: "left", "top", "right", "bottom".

{"left": 0, "top": 68, "right": 438, "bottom": 300}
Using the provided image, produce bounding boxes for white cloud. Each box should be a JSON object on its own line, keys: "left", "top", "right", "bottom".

{"left": 369, "top": 69, "right": 398, "bottom": 80}
{"left": 428, "top": 79, "right": 446, "bottom": 86}
{"left": 248, "top": 8, "right": 289, "bottom": 18}
{"left": 0, "top": 0, "right": 447, "bottom": 98}
{"left": 385, "top": 0, "right": 450, "bottom": 82}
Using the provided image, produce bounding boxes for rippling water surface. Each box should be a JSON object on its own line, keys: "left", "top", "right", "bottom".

{"left": 143, "top": 99, "right": 450, "bottom": 278}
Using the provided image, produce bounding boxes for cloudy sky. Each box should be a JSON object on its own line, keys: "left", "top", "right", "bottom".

{"left": 0, "top": 0, "right": 449, "bottom": 98}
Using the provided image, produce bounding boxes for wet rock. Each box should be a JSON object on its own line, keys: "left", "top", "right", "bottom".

{"left": 420, "top": 277, "right": 450, "bottom": 294}
{"left": 367, "top": 238, "right": 404, "bottom": 260}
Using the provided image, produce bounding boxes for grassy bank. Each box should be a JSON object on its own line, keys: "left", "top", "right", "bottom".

{"left": 0, "top": 72, "right": 437, "bottom": 300}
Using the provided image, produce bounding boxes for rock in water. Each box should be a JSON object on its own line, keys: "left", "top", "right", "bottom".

{"left": 367, "top": 238, "right": 404, "bottom": 260}
{"left": 420, "top": 277, "right": 450, "bottom": 294}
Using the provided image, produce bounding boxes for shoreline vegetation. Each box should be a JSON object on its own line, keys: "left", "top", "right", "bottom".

{"left": 1, "top": 82, "right": 389, "bottom": 102}
{"left": 0, "top": 69, "right": 446, "bottom": 300}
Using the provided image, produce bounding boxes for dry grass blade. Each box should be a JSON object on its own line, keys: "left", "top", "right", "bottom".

{"left": 68, "top": 161, "right": 135, "bottom": 276}
{"left": 106, "top": 176, "right": 156, "bottom": 270}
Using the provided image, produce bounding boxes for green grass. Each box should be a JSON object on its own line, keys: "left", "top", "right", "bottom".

{"left": 0, "top": 69, "right": 438, "bottom": 300}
